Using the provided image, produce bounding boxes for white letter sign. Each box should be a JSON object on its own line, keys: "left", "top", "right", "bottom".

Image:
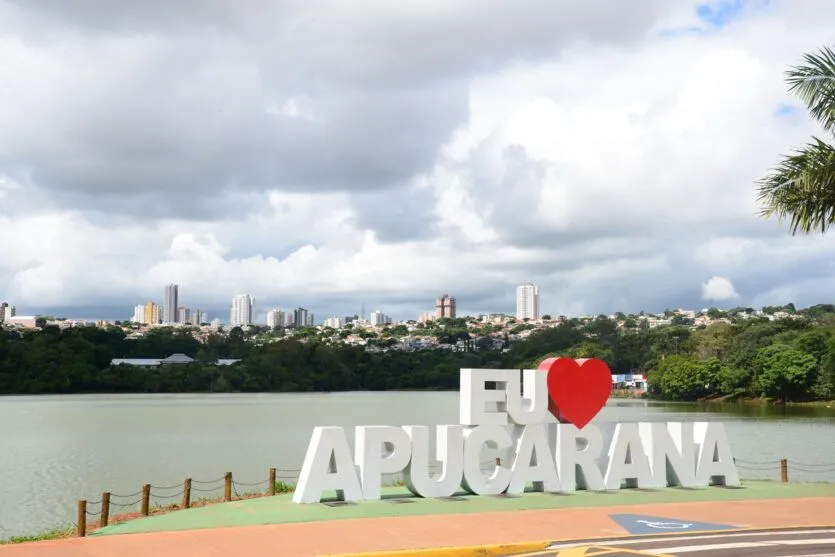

{"left": 293, "top": 361, "right": 741, "bottom": 503}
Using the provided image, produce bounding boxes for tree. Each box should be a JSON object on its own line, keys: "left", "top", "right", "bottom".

{"left": 753, "top": 344, "right": 817, "bottom": 402}
{"left": 757, "top": 46, "right": 835, "bottom": 235}
{"left": 647, "top": 356, "right": 709, "bottom": 401}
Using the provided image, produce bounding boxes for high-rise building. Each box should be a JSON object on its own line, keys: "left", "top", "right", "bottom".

{"left": 516, "top": 283, "right": 540, "bottom": 321}
{"left": 163, "top": 284, "right": 179, "bottom": 324}
{"left": 435, "top": 294, "right": 456, "bottom": 319}
{"left": 266, "top": 308, "right": 286, "bottom": 328}
{"left": 293, "top": 308, "right": 310, "bottom": 329}
{"left": 369, "top": 310, "right": 392, "bottom": 326}
{"left": 132, "top": 304, "right": 144, "bottom": 323}
{"left": 178, "top": 307, "right": 191, "bottom": 324}
{"left": 192, "top": 309, "right": 205, "bottom": 325}
{"left": 324, "top": 316, "right": 345, "bottom": 328}
{"left": 230, "top": 294, "right": 254, "bottom": 326}
{"left": 143, "top": 301, "right": 160, "bottom": 325}
{"left": 0, "top": 302, "right": 16, "bottom": 323}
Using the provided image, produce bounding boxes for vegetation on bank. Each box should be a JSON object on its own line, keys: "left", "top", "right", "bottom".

{"left": 0, "top": 526, "right": 75, "bottom": 545}
{"left": 2, "top": 304, "right": 835, "bottom": 402}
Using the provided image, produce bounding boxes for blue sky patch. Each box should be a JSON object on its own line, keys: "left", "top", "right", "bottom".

{"left": 695, "top": 0, "right": 772, "bottom": 29}
{"left": 697, "top": 0, "right": 746, "bottom": 27}
{"left": 774, "top": 103, "right": 801, "bottom": 117}
{"left": 657, "top": 26, "right": 705, "bottom": 38}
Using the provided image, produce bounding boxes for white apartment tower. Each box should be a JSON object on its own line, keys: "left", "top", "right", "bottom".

{"left": 369, "top": 310, "right": 392, "bottom": 326}
{"left": 266, "top": 308, "right": 286, "bottom": 328}
{"left": 516, "top": 283, "right": 540, "bottom": 321}
{"left": 132, "top": 304, "right": 145, "bottom": 323}
{"left": 230, "top": 294, "right": 254, "bottom": 326}
{"left": 163, "top": 284, "right": 179, "bottom": 324}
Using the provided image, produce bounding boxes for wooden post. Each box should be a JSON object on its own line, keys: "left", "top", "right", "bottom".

{"left": 101, "top": 492, "right": 111, "bottom": 527}
{"left": 780, "top": 458, "right": 788, "bottom": 483}
{"left": 182, "top": 478, "right": 191, "bottom": 509}
{"left": 495, "top": 457, "right": 501, "bottom": 466}
{"left": 268, "top": 468, "right": 276, "bottom": 496}
{"left": 77, "top": 500, "right": 87, "bottom": 537}
{"left": 224, "top": 472, "right": 232, "bottom": 502}
{"left": 141, "top": 484, "right": 151, "bottom": 516}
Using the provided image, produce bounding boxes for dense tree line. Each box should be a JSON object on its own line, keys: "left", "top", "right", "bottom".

{"left": 1, "top": 309, "right": 835, "bottom": 401}
{"left": 0, "top": 325, "right": 502, "bottom": 394}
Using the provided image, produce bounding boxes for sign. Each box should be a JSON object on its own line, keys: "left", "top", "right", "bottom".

{"left": 292, "top": 357, "right": 741, "bottom": 504}
{"left": 609, "top": 513, "right": 738, "bottom": 535}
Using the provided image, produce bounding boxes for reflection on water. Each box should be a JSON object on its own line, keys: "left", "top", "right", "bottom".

{"left": 0, "top": 393, "right": 833, "bottom": 537}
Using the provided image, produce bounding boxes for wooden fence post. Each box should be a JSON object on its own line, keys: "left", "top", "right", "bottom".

{"left": 780, "top": 458, "right": 788, "bottom": 482}
{"left": 77, "top": 500, "right": 87, "bottom": 537}
{"left": 182, "top": 478, "right": 191, "bottom": 509}
{"left": 141, "top": 484, "right": 151, "bottom": 516}
{"left": 224, "top": 472, "right": 232, "bottom": 502}
{"left": 495, "top": 457, "right": 501, "bottom": 467}
{"left": 101, "top": 492, "right": 111, "bottom": 527}
{"left": 268, "top": 468, "right": 276, "bottom": 496}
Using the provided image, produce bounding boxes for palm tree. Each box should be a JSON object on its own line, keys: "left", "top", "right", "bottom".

{"left": 756, "top": 46, "right": 835, "bottom": 235}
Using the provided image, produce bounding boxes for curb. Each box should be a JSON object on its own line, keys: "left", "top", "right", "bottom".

{"left": 323, "top": 540, "right": 550, "bottom": 557}
{"left": 322, "top": 524, "right": 835, "bottom": 557}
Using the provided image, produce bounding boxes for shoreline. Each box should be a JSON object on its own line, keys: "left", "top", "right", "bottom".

{"left": 7, "top": 477, "right": 835, "bottom": 546}
{"left": 0, "top": 483, "right": 296, "bottom": 546}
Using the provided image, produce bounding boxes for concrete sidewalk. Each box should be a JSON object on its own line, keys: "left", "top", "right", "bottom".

{"left": 1, "top": 482, "right": 834, "bottom": 557}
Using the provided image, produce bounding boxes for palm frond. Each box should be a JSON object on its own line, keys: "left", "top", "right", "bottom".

{"left": 756, "top": 137, "right": 835, "bottom": 235}
{"left": 786, "top": 45, "right": 835, "bottom": 133}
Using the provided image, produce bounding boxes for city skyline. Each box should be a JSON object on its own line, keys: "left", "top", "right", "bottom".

{"left": 3, "top": 2, "right": 835, "bottom": 323}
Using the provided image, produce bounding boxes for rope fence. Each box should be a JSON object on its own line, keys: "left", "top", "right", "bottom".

{"left": 734, "top": 458, "right": 835, "bottom": 482}
{"left": 74, "top": 460, "right": 499, "bottom": 538}
{"left": 74, "top": 457, "right": 834, "bottom": 538}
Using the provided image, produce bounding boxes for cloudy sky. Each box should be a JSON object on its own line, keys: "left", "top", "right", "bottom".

{"left": 1, "top": 0, "right": 834, "bottom": 323}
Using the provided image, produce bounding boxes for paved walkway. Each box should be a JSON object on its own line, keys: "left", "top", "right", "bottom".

{"left": 1, "top": 482, "right": 833, "bottom": 557}
{"left": 513, "top": 527, "right": 835, "bottom": 556}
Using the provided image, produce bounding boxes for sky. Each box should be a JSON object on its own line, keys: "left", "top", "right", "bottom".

{"left": 1, "top": 0, "right": 834, "bottom": 323}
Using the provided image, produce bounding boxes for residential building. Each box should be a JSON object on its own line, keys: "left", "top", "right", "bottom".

{"left": 163, "top": 284, "right": 179, "bottom": 324}
{"left": 131, "top": 304, "right": 144, "bottom": 323}
{"left": 178, "top": 307, "right": 191, "bottom": 324}
{"left": 293, "top": 307, "right": 313, "bottom": 328}
{"left": 143, "top": 301, "right": 160, "bottom": 325}
{"left": 230, "top": 294, "right": 254, "bottom": 326}
{"left": 324, "top": 316, "right": 345, "bottom": 328}
{"left": 435, "top": 294, "right": 456, "bottom": 319}
{"left": 0, "top": 302, "right": 15, "bottom": 323}
{"left": 266, "top": 308, "right": 286, "bottom": 328}
{"left": 516, "top": 283, "right": 540, "bottom": 321}
{"left": 4, "top": 315, "right": 36, "bottom": 328}
{"left": 369, "top": 310, "right": 392, "bottom": 326}
{"left": 192, "top": 309, "right": 205, "bottom": 325}
{"left": 418, "top": 311, "right": 434, "bottom": 323}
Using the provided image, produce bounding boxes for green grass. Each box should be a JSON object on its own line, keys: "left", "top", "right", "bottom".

{"left": 91, "top": 480, "right": 835, "bottom": 537}
{"left": 0, "top": 526, "right": 75, "bottom": 545}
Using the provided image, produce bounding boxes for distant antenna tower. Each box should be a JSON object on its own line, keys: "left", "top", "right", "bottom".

{"left": 361, "top": 303, "right": 365, "bottom": 321}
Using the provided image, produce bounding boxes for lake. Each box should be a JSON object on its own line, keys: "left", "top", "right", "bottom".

{"left": 1, "top": 392, "right": 834, "bottom": 537}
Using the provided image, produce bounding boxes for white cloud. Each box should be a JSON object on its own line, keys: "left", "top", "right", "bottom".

{"left": 2, "top": 0, "right": 835, "bottom": 321}
{"left": 701, "top": 276, "right": 740, "bottom": 302}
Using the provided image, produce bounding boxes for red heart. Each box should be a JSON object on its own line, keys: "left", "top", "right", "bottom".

{"left": 537, "top": 357, "right": 612, "bottom": 429}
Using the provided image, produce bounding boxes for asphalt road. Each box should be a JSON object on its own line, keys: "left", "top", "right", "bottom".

{"left": 503, "top": 527, "right": 835, "bottom": 556}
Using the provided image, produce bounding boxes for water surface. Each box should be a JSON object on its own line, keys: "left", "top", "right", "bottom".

{"left": 0, "top": 393, "right": 833, "bottom": 537}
